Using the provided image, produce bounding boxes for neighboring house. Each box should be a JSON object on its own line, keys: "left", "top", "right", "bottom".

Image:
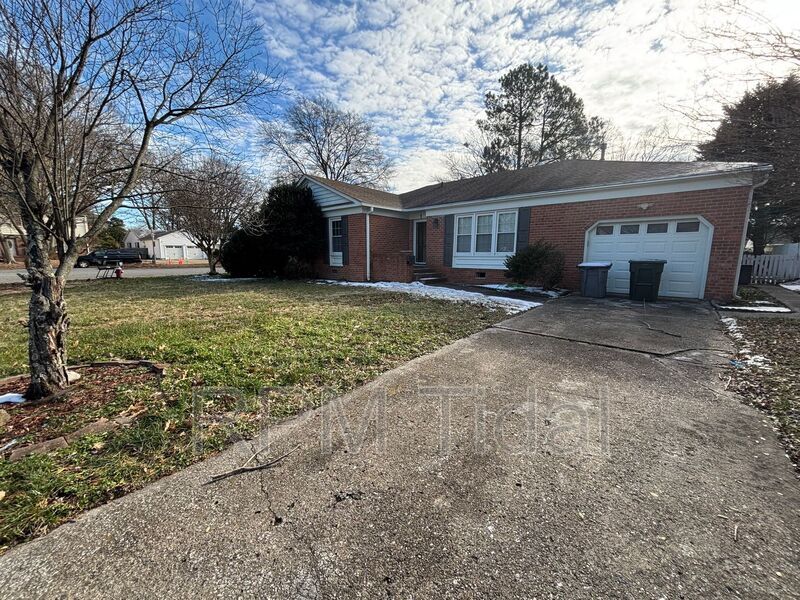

{"left": 1, "top": 215, "right": 89, "bottom": 261}
{"left": 123, "top": 228, "right": 206, "bottom": 260}
{"left": 302, "top": 160, "right": 772, "bottom": 300}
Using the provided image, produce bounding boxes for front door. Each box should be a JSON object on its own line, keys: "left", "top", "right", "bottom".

{"left": 414, "top": 220, "right": 426, "bottom": 264}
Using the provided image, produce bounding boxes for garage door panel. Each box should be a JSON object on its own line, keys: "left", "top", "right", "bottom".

{"left": 671, "top": 240, "right": 700, "bottom": 253}
{"left": 616, "top": 241, "right": 640, "bottom": 252}
{"left": 586, "top": 219, "right": 711, "bottom": 299}
{"left": 642, "top": 241, "right": 668, "bottom": 253}
{"left": 669, "top": 261, "right": 698, "bottom": 274}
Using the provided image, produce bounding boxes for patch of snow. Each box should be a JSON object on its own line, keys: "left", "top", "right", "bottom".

{"left": 718, "top": 305, "right": 792, "bottom": 313}
{"left": 0, "top": 393, "right": 25, "bottom": 404}
{"left": 316, "top": 280, "right": 542, "bottom": 314}
{"left": 780, "top": 279, "right": 800, "bottom": 292}
{"left": 577, "top": 261, "right": 612, "bottom": 268}
{"left": 721, "top": 317, "right": 744, "bottom": 341}
{"left": 477, "top": 283, "right": 565, "bottom": 298}
{"left": 721, "top": 317, "right": 772, "bottom": 371}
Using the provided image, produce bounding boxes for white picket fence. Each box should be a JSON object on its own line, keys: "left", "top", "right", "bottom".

{"left": 742, "top": 254, "right": 800, "bottom": 284}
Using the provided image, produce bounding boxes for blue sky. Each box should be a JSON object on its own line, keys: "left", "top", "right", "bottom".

{"left": 229, "top": 0, "right": 799, "bottom": 192}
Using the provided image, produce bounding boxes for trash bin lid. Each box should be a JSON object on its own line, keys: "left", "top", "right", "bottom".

{"left": 628, "top": 259, "right": 667, "bottom": 264}
{"left": 578, "top": 261, "right": 612, "bottom": 268}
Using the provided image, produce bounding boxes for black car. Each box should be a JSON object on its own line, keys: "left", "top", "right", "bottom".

{"left": 75, "top": 248, "right": 146, "bottom": 268}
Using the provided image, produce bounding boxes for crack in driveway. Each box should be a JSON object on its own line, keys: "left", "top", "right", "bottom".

{"left": 491, "top": 323, "right": 730, "bottom": 359}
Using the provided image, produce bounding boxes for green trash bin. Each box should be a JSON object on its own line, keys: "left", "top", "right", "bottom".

{"left": 629, "top": 260, "right": 667, "bottom": 302}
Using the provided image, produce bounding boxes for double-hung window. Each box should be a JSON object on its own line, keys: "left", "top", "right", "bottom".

{"left": 456, "top": 216, "right": 473, "bottom": 253}
{"left": 475, "top": 214, "right": 493, "bottom": 252}
{"left": 329, "top": 218, "right": 343, "bottom": 266}
{"left": 496, "top": 212, "right": 516, "bottom": 252}
{"left": 454, "top": 210, "right": 518, "bottom": 256}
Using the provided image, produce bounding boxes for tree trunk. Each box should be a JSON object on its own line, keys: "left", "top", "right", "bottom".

{"left": 26, "top": 273, "right": 70, "bottom": 399}
{"left": 207, "top": 253, "right": 217, "bottom": 275}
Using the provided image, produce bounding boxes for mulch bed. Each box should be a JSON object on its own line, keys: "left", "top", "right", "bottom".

{"left": 0, "top": 363, "right": 163, "bottom": 447}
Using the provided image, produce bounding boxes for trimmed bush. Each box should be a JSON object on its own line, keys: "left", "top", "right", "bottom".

{"left": 219, "top": 183, "right": 326, "bottom": 279}
{"left": 504, "top": 240, "right": 565, "bottom": 289}
{"left": 219, "top": 229, "right": 265, "bottom": 277}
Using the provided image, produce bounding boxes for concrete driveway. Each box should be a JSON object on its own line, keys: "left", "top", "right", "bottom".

{"left": 1, "top": 297, "right": 798, "bottom": 598}
{"left": 0, "top": 266, "right": 210, "bottom": 284}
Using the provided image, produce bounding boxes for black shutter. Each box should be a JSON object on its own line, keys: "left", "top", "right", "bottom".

{"left": 516, "top": 207, "right": 531, "bottom": 252}
{"left": 341, "top": 215, "right": 349, "bottom": 265}
{"left": 444, "top": 214, "right": 454, "bottom": 267}
{"left": 323, "top": 219, "right": 329, "bottom": 265}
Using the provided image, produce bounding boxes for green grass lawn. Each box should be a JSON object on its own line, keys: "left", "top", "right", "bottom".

{"left": 0, "top": 277, "right": 505, "bottom": 550}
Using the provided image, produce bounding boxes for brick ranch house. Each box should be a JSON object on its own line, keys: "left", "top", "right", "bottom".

{"left": 303, "top": 160, "right": 771, "bottom": 301}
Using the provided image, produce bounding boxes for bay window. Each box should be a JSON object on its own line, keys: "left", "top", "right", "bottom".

{"left": 453, "top": 209, "right": 518, "bottom": 256}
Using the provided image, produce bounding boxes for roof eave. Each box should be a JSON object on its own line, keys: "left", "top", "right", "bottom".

{"left": 403, "top": 165, "right": 772, "bottom": 211}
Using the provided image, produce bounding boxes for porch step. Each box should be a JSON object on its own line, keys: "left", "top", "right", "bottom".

{"left": 413, "top": 267, "right": 445, "bottom": 284}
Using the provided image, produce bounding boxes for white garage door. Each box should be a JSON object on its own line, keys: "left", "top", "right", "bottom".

{"left": 585, "top": 218, "right": 712, "bottom": 299}
{"left": 185, "top": 245, "right": 205, "bottom": 260}
{"left": 164, "top": 245, "right": 184, "bottom": 260}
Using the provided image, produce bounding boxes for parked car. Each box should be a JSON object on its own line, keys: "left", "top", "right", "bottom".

{"left": 75, "top": 248, "right": 146, "bottom": 268}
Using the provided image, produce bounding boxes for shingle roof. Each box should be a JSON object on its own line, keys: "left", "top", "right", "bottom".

{"left": 304, "top": 175, "right": 404, "bottom": 209}
{"left": 306, "top": 160, "right": 769, "bottom": 211}
{"left": 135, "top": 230, "right": 171, "bottom": 240}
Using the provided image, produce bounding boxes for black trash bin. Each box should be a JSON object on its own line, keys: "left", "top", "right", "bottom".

{"left": 739, "top": 263, "right": 753, "bottom": 286}
{"left": 629, "top": 260, "right": 667, "bottom": 301}
{"left": 578, "top": 261, "right": 612, "bottom": 298}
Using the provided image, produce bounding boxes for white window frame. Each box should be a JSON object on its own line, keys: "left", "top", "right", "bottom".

{"left": 329, "top": 217, "right": 343, "bottom": 267}
{"left": 453, "top": 209, "right": 517, "bottom": 257}
{"left": 455, "top": 215, "right": 474, "bottom": 254}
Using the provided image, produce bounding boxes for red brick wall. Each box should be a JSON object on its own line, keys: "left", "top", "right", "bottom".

{"left": 425, "top": 186, "right": 751, "bottom": 300}
{"left": 315, "top": 214, "right": 368, "bottom": 281}
{"left": 370, "top": 215, "right": 412, "bottom": 281}
{"left": 315, "top": 214, "right": 413, "bottom": 282}
{"left": 530, "top": 186, "right": 750, "bottom": 299}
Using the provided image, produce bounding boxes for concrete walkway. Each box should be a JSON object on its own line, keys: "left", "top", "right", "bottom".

{"left": 717, "top": 285, "right": 800, "bottom": 320}
{"left": 763, "top": 284, "right": 800, "bottom": 312}
{"left": 0, "top": 297, "right": 797, "bottom": 598}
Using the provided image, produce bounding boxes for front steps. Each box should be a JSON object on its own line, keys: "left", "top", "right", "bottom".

{"left": 413, "top": 265, "right": 445, "bottom": 284}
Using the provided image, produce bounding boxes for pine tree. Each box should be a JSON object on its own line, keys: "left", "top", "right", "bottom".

{"left": 698, "top": 76, "right": 800, "bottom": 253}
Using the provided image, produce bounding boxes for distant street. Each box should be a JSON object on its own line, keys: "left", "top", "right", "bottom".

{"left": 0, "top": 266, "right": 211, "bottom": 284}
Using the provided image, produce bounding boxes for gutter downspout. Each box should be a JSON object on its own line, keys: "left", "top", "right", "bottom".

{"left": 365, "top": 207, "right": 373, "bottom": 282}
{"left": 733, "top": 172, "right": 771, "bottom": 296}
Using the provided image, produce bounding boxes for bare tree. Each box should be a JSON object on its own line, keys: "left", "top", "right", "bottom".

{"left": 605, "top": 122, "right": 694, "bottom": 162}
{"left": 0, "top": 0, "right": 279, "bottom": 399}
{"left": 161, "top": 155, "right": 262, "bottom": 274}
{"left": 697, "top": 1, "right": 799, "bottom": 70}
{"left": 441, "top": 128, "right": 503, "bottom": 180}
{"left": 261, "top": 96, "right": 394, "bottom": 189}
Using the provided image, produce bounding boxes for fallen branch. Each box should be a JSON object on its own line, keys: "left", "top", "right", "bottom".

{"left": 206, "top": 445, "right": 300, "bottom": 484}
{"left": 640, "top": 320, "right": 682, "bottom": 338}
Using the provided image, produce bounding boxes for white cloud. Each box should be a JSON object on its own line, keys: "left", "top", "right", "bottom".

{"left": 252, "top": 0, "right": 800, "bottom": 191}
